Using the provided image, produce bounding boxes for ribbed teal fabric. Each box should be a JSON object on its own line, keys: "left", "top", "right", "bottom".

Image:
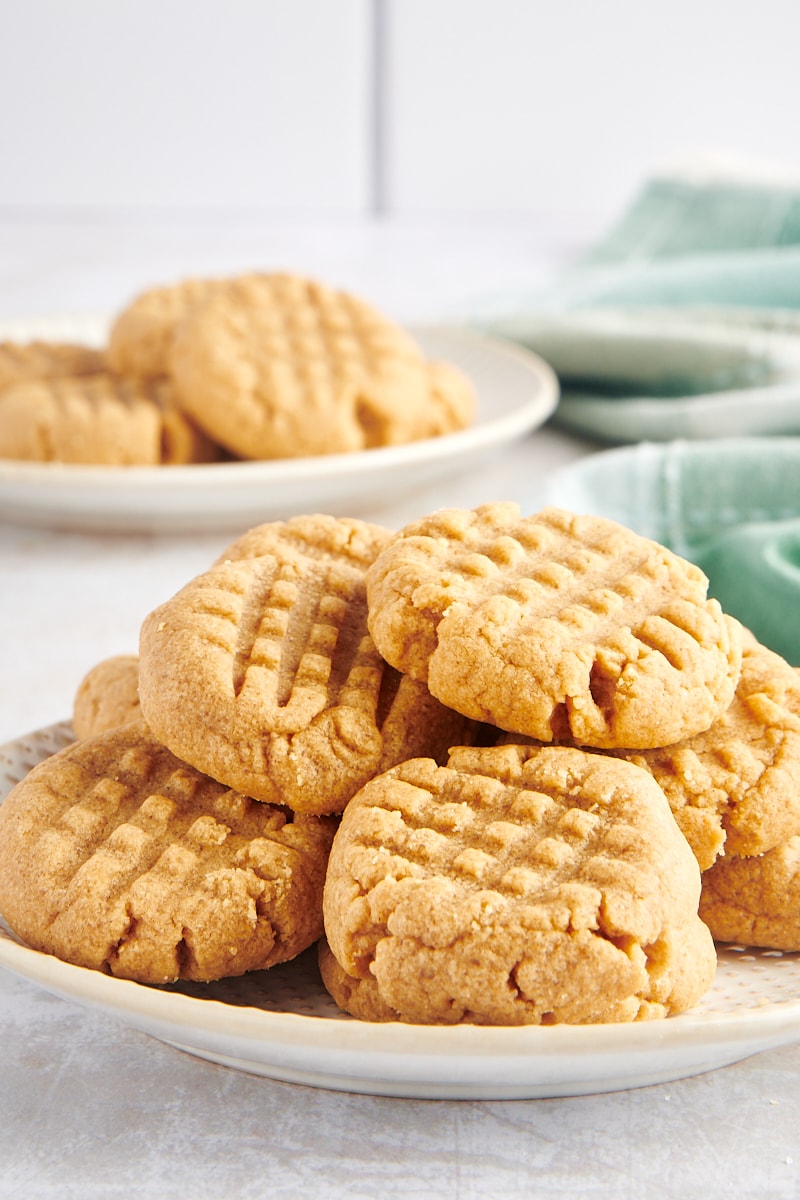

{"left": 476, "top": 162, "right": 800, "bottom": 441}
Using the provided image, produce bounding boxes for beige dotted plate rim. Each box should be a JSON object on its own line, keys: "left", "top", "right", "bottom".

{"left": 2, "top": 722, "right": 800, "bottom": 1099}
{"left": 0, "top": 315, "right": 559, "bottom": 535}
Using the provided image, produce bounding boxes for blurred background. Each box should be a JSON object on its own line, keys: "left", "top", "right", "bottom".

{"left": 5, "top": 7, "right": 800, "bottom": 1183}
{"left": 2, "top": 0, "right": 800, "bottom": 320}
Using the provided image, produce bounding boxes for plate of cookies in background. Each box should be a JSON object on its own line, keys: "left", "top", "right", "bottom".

{"left": 2, "top": 504, "right": 800, "bottom": 1099}
{"left": 0, "top": 273, "right": 558, "bottom": 534}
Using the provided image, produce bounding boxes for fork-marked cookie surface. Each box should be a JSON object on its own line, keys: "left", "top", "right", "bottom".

{"left": 366, "top": 504, "right": 741, "bottom": 750}
{"left": 0, "top": 722, "right": 336, "bottom": 983}
{"left": 138, "top": 515, "right": 475, "bottom": 814}
{"left": 322, "top": 744, "right": 716, "bottom": 1024}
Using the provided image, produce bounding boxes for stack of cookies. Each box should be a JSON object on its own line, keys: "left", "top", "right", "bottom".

{"left": 0, "top": 273, "right": 474, "bottom": 465}
{"left": 0, "top": 339, "right": 219, "bottom": 466}
{"left": 2, "top": 503, "right": 798, "bottom": 1026}
{"left": 0, "top": 515, "right": 475, "bottom": 990}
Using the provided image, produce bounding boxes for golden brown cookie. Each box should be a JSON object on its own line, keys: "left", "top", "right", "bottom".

{"left": 319, "top": 936, "right": 398, "bottom": 1022}
{"left": 699, "top": 837, "right": 800, "bottom": 950}
{"left": 107, "top": 277, "right": 222, "bottom": 379}
{"left": 168, "top": 273, "right": 473, "bottom": 459}
{"left": 73, "top": 655, "right": 142, "bottom": 740}
{"left": 366, "top": 504, "right": 741, "bottom": 750}
{"left": 0, "top": 722, "right": 337, "bottom": 984}
{"left": 0, "top": 340, "right": 107, "bottom": 392}
{"left": 423, "top": 359, "right": 477, "bottom": 436}
{"left": 612, "top": 633, "right": 800, "bottom": 870}
{"left": 158, "top": 400, "right": 222, "bottom": 465}
{"left": 138, "top": 515, "right": 476, "bottom": 815}
{"left": 322, "top": 744, "right": 716, "bottom": 1025}
{"left": 0, "top": 373, "right": 219, "bottom": 465}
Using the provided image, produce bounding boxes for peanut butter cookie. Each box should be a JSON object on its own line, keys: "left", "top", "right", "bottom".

{"left": 0, "top": 373, "right": 219, "bottom": 465}
{"left": 107, "top": 276, "right": 222, "bottom": 379}
{"left": 0, "top": 722, "right": 336, "bottom": 984}
{"left": 138, "top": 515, "right": 476, "bottom": 814}
{"left": 366, "top": 504, "right": 741, "bottom": 750}
{"left": 699, "top": 837, "right": 800, "bottom": 951}
{"left": 0, "top": 340, "right": 107, "bottom": 392}
{"left": 322, "top": 744, "right": 716, "bottom": 1024}
{"left": 613, "top": 632, "right": 800, "bottom": 870}
{"left": 168, "top": 273, "right": 473, "bottom": 459}
{"left": 73, "top": 655, "right": 142, "bottom": 740}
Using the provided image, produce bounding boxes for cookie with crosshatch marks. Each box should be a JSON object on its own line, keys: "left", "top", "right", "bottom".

{"left": 137, "top": 515, "right": 476, "bottom": 815}
{"left": 0, "top": 340, "right": 107, "bottom": 392}
{"left": 321, "top": 744, "right": 716, "bottom": 1025}
{"left": 107, "top": 276, "right": 223, "bottom": 379}
{"left": 610, "top": 630, "right": 800, "bottom": 871}
{"left": 365, "top": 503, "right": 742, "bottom": 750}
{"left": 72, "top": 654, "right": 142, "bottom": 740}
{"left": 0, "top": 373, "right": 219, "bottom": 465}
{"left": 0, "top": 722, "right": 336, "bottom": 983}
{"left": 167, "top": 272, "right": 474, "bottom": 459}
{"left": 699, "top": 835, "right": 800, "bottom": 951}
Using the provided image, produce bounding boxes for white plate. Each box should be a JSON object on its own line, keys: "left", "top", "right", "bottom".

{"left": 0, "top": 317, "right": 558, "bottom": 535}
{"left": 3, "top": 724, "right": 800, "bottom": 1099}
{"left": 475, "top": 304, "right": 800, "bottom": 444}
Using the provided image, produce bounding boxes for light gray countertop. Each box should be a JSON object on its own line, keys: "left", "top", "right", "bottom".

{"left": 1, "top": 219, "right": 799, "bottom": 1199}
{"left": 2, "top": 957, "right": 799, "bottom": 1200}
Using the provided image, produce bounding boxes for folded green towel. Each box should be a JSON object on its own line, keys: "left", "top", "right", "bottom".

{"left": 476, "top": 157, "right": 800, "bottom": 441}
{"left": 493, "top": 163, "right": 800, "bottom": 665}
{"left": 581, "top": 166, "right": 800, "bottom": 266}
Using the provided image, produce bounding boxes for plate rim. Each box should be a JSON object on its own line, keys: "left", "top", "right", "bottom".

{"left": 2, "top": 923, "right": 800, "bottom": 1055}
{"left": 3, "top": 722, "right": 800, "bottom": 1097}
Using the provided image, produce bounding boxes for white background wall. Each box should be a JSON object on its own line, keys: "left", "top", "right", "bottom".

{"left": 1, "top": 0, "right": 799, "bottom": 239}
{"left": 0, "top": 1, "right": 372, "bottom": 214}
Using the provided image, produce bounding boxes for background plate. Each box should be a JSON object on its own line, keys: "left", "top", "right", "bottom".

{"left": 2, "top": 723, "right": 800, "bottom": 1099}
{"left": 555, "top": 379, "right": 800, "bottom": 443}
{"left": 0, "top": 317, "right": 558, "bottom": 534}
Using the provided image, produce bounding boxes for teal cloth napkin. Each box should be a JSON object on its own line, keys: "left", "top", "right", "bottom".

{"left": 479, "top": 159, "right": 800, "bottom": 663}
{"left": 543, "top": 439, "right": 800, "bottom": 665}
{"left": 476, "top": 157, "right": 800, "bottom": 442}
